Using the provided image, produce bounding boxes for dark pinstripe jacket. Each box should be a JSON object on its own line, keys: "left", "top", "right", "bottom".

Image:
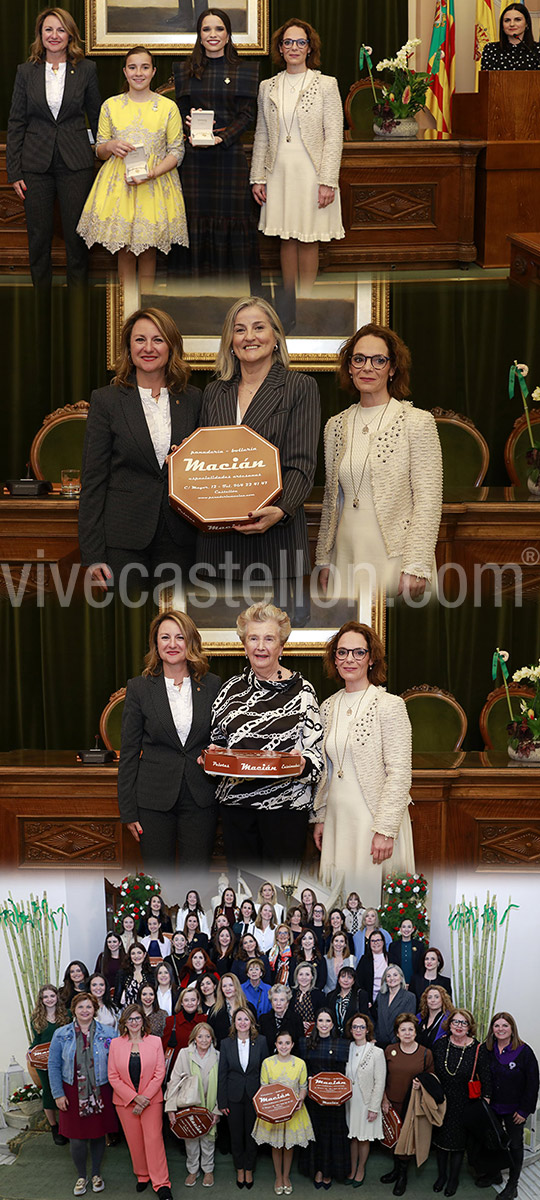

{"left": 78, "top": 379, "right": 202, "bottom": 565}
{"left": 118, "top": 670, "right": 222, "bottom": 823}
{"left": 196, "top": 362, "right": 320, "bottom": 579}
{"left": 7, "top": 59, "right": 101, "bottom": 181}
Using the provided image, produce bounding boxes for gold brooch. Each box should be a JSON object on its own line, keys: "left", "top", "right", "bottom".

{"left": 391, "top": 1049, "right": 397, "bottom": 1056}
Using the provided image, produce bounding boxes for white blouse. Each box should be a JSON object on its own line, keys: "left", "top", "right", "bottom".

{"left": 165, "top": 675, "right": 193, "bottom": 745}
{"left": 139, "top": 386, "right": 171, "bottom": 468}
{"left": 45, "top": 62, "right": 66, "bottom": 119}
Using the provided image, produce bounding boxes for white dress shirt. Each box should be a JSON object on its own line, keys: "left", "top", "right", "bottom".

{"left": 139, "top": 386, "right": 172, "bottom": 468}
{"left": 165, "top": 675, "right": 193, "bottom": 745}
{"left": 237, "top": 1037, "right": 250, "bottom": 1071}
{"left": 45, "top": 61, "right": 66, "bottom": 119}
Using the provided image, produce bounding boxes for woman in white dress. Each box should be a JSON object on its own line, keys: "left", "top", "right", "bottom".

{"left": 250, "top": 18, "right": 344, "bottom": 301}
{"left": 345, "top": 1012, "right": 385, "bottom": 1186}
{"left": 317, "top": 324, "right": 442, "bottom": 606}
{"left": 312, "top": 622, "right": 414, "bottom": 901}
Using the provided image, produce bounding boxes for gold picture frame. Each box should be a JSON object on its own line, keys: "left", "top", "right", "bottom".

{"left": 106, "top": 276, "right": 389, "bottom": 371}
{"left": 85, "top": 0, "right": 269, "bottom": 54}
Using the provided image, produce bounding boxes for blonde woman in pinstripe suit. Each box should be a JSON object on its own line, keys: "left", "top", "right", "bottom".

{"left": 196, "top": 297, "right": 320, "bottom": 590}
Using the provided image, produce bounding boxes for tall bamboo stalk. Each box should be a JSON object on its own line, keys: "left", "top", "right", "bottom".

{"left": 0, "top": 893, "right": 67, "bottom": 1042}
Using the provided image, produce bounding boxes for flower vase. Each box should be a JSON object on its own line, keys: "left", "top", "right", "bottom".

{"left": 508, "top": 743, "right": 540, "bottom": 765}
{"left": 526, "top": 472, "right": 540, "bottom": 498}
{"left": 373, "top": 117, "right": 418, "bottom": 139}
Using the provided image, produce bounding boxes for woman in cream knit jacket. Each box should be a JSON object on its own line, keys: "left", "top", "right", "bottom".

{"left": 250, "top": 17, "right": 344, "bottom": 298}
{"left": 312, "top": 622, "right": 414, "bottom": 902}
{"left": 317, "top": 324, "right": 443, "bottom": 604}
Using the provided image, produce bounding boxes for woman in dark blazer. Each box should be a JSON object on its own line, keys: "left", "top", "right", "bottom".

{"left": 217, "top": 1007, "right": 268, "bottom": 1187}
{"left": 6, "top": 7, "right": 101, "bottom": 286}
{"left": 409, "top": 946, "right": 452, "bottom": 1006}
{"left": 118, "top": 609, "right": 222, "bottom": 867}
{"left": 79, "top": 306, "right": 201, "bottom": 590}
{"left": 197, "top": 296, "right": 320, "bottom": 592}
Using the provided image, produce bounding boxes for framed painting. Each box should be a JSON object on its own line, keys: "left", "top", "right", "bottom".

{"left": 106, "top": 276, "right": 389, "bottom": 370}
{"left": 85, "top": 0, "right": 269, "bottom": 54}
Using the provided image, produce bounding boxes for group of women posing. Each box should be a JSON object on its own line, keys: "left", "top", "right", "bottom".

{"left": 30, "top": 969, "right": 538, "bottom": 1200}
{"left": 7, "top": 7, "right": 344, "bottom": 291}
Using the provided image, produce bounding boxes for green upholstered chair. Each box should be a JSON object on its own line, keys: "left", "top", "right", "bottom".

{"left": 479, "top": 682, "right": 535, "bottom": 750}
{"left": 401, "top": 684, "right": 468, "bottom": 752}
{"left": 344, "top": 78, "right": 386, "bottom": 139}
{"left": 30, "top": 402, "right": 89, "bottom": 483}
{"left": 431, "top": 407, "right": 489, "bottom": 489}
{"left": 504, "top": 409, "right": 540, "bottom": 486}
{"left": 99, "top": 688, "right": 126, "bottom": 754}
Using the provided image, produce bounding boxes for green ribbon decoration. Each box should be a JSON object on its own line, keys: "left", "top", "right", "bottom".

{"left": 509, "top": 362, "right": 535, "bottom": 449}
{"left": 492, "top": 650, "right": 509, "bottom": 683}
{"left": 358, "top": 45, "right": 373, "bottom": 71}
{"left": 499, "top": 903, "right": 520, "bottom": 924}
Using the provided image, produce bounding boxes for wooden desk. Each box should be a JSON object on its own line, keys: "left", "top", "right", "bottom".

{"left": 306, "top": 487, "right": 540, "bottom": 593}
{"left": 0, "top": 750, "right": 538, "bottom": 872}
{"left": 509, "top": 232, "right": 540, "bottom": 288}
{"left": 453, "top": 73, "right": 540, "bottom": 267}
{"left": 1, "top": 136, "right": 482, "bottom": 275}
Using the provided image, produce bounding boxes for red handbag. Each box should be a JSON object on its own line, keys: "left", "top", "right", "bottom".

{"left": 468, "top": 1044, "right": 481, "bottom": 1099}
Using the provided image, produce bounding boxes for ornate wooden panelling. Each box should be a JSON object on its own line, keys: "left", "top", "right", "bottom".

{"left": 351, "top": 185, "right": 435, "bottom": 228}
{"left": 477, "top": 823, "right": 540, "bottom": 866}
{"left": 19, "top": 819, "right": 121, "bottom": 866}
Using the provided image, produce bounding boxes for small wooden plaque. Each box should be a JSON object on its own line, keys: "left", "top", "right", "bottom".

{"left": 253, "top": 1083, "right": 299, "bottom": 1123}
{"left": 27, "top": 1042, "right": 51, "bottom": 1069}
{"left": 170, "top": 1106, "right": 215, "bottom": 1139}
{"left": 308, "top": 1072, "right": 352, "bottom": 1106}
{"left": 202, "top": 748, "right": 303, "bottom": 778}
{"left": 168, "top": 425, "right": 282, "bottom": 531}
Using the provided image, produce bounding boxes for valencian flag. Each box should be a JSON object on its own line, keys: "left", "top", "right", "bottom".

{"left": 474, "top": 0, "right": 497, "bottom": 88}
{"left": 425, "top": 0, "right": 456, "bottom": 136}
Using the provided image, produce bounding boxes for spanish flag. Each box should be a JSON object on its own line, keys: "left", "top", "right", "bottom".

{"left": 425, "top": 0, "right": 456, "bottom": 136}
{"left": 474, "top": 0, "right": 497, "bottom": 88}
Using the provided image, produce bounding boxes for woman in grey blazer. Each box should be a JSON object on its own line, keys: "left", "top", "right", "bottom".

{"left": 79, "top": 306, "right": 201, "bottom": 591}
{"left": 6, "top": 7, "right": 101, "bottom": 286}
{"left": 197, "top": 296, "right": 320, "bottom": 593}
{"left": 217, "top": 1008, "right": 268, "bottom": 1187}
{"left": 118, "top": 609, "right": 222, "bottom": 867}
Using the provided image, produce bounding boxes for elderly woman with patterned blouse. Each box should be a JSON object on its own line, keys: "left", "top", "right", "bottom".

{"left": 316, "top": 324, "right": 442, "bottom": 604}
{"left": 312, "top": 621, "right": 414, "bottom": 901}
{"left": 206, "top": 602, "right": 324, "bottom": 866}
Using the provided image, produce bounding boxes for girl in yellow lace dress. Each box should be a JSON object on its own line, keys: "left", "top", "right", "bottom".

{"left": 253, "top": 1031, "right": 314, "bottom": 1194}
{"left": 77, "top": 47, "right": 188, "bottom": 290}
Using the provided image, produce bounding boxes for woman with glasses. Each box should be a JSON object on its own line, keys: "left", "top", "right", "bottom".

{"left": 345, "top": 1012, "right": 385, "bottom": 1186}
{"left": 251, "top": 18, "right": 344, "bottom": 311}
{"left": 108, "top": 1004, "right": 172, "bottom": 1199}
{"left": 316, "top": 324, "right": 442, "bottom": 606}
{"left": 431, "top": 1009, "right": 490, "bottom": 1198}
{"left": 313, "top": 621, "right": 414, "bottom": 900}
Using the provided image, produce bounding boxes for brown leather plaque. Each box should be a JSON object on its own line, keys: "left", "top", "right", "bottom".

{"left": 308, "top": 1072, "right": 352, "bottom": 1106}
{"left": 170, "top": 1106, "right": 215, "bottom": 1138}
{"left": 168, "top": 425, "right": 282, "bottom": 531}
{"left": 253, "top": 1083, "right": 299, "bottom": 1123}
{"left": 202, "top": 748, "right": 303, "bottom": 778}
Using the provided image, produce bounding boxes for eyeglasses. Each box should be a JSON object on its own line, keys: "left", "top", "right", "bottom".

{"left": 350, "top": 354, "right": 390, "bottom": 370}
{"left": 282, "top": 37, "right": 309, "bottom": 47}
{"left": 127, "top": 1016, "right": 142, "bottom": 1024}
{"left": 335, "top": 647, "right": 369, "bottom": 661}
{"left": 450, "top": 1018, "right": 469, "bottom": 1027}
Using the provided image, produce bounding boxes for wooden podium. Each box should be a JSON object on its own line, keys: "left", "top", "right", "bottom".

{"left": 453, "top": 72, "right": 540, "bottom": 267}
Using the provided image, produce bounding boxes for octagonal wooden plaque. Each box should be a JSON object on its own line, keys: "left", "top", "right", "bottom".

{"left": 28, "top": 1042, "right": 51, "bottom": 1069}
{"left": 308, "top": 1072, "right": 352, "bottom": 1106}
{"left": 170, "top": 1106, "right": 215, "bottom": 1139}
{"left": 253, "top": 1083, "right": 299, "bottom": 1123}
{"left": 169, "top": 425, "right": 282, "bottom": 531}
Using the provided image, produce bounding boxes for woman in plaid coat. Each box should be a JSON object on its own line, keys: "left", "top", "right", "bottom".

{"left": 172, "top": 8, "right": 259, "bottom": 279}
